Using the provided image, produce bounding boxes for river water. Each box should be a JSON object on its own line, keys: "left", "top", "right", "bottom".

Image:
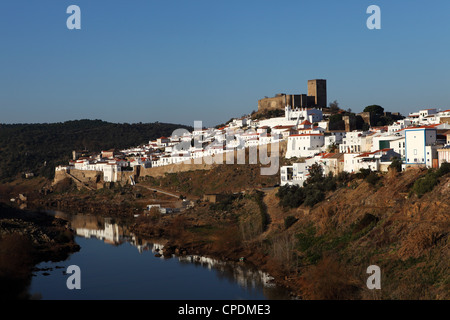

{"left": 28, "top": 212, "right": 291, "bottom": 300}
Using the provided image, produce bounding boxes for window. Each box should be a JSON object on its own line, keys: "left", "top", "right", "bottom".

{"left": 414, "top": 149, "right": 417, "bottom": 155}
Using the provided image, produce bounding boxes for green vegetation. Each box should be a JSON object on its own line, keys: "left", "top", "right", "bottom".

{"left": 363, "top": 105, "right": 403, "bottom": 126}
{"left": 365, "top": 171, "right": 380, "bottom": 187}
{"left": 0, "top": 120, "right": 192, "bottom": 182}
{"left": 328, "top": 114, "right": 345, "bottom": 130}
{"left": 410, "top": 163, "right": 450, "bottom": 198}
{"left": 251, "top": 109, "right": 284, "bottom": 120}
{"left": 296, "top": 215, "right": 379, "bottom": 265}
{"left": 328, "top": 100, "right": 340, "bottom": 115}
{"left": 363, "top": 104, "right": 384, "bottom": 116}
{"left": 389, "top": 157, "right": 403, "bottom": 172}
{"left": 209, "top": 194, "right": 240, "bottom": 212}
{"left": 253, "top": 190, "right": 270, "bottom": 231}
{"left": 276, "top": 164, "right": 352, "bottom": 208}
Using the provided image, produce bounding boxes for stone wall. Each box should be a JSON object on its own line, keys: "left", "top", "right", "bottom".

{"left": 343, "top": 115, "right": 356, "bottom": 132}
{"left": 358, "top": 112, "right": 373, "bottom": 126}
{"left": 258, "top": 94, "right": 306, "bottom": 112}
{"left": 440, "top": 117, "right": 450, "bottom": 125}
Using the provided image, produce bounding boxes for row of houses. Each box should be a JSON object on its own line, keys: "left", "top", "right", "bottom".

{"left": 281, "top": 148, "right": 400, "bottom": 186}
{"left": 280, "top": 106, "right": 450, "bottom": 186}
{"left": 56, "top": 104, "right": 450, "bottom": 184}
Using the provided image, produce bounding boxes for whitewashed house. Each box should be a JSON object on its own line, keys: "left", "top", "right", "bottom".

{"left": 389, "top": 137, "right": 406, "bottom": 160}
{"left": 404, "top": 126, "right": 437, "bottom": 168}
{"left": 339, "top": 131, "right": 365, "bottom": 153}
{"left": 285, "top": 133, "right": 325, "bottom": 158}
{"left": 280, "top": 162, "right": 309, "bottom": 186}
{"left": 437, "top": 146, "right": 450, "bottom": 167}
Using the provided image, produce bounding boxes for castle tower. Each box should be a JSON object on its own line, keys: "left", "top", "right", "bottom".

{"left": 307, "top": 79, "right": 327, "bottom": 108}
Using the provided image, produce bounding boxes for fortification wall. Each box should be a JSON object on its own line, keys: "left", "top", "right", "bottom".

{"left": 138, "top": 162, "right": 213, "bottom": 178}
{"left": 258, "top": 95, "right": 286, "bottom": 112}
{"left": 440, "top": 117, "right": 450, "bottom": 124}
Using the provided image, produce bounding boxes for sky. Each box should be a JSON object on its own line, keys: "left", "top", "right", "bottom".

{"left": 0, "top": 0, "right": 449, "bottom": 127}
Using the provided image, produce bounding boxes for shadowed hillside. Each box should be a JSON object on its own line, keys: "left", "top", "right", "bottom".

{"left": 0, "top": 120, "right": 192, "bottom": 181}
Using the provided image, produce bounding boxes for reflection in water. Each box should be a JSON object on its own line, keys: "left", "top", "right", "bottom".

{"left": 45, "top": 211, "right": 290, "bottom": 299}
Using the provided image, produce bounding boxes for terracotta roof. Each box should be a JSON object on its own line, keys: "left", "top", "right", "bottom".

{"left": 405, "top": 124, "right": 440, "bottom": 130}
{"left": 321, "top": 153, "right": 336, "bottom": 159}
{"left": 273, "top": 125, "right": 294, "bottom": 129}
{"left": 355, "top": 148, "right": 392, "bottom": 158}
{"left": 290, "top": 133, "right": 323, "bottom": 137}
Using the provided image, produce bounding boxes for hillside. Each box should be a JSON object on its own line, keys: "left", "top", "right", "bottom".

{"left": 261, "top": 168, "right": 449, "bottom": 299}
{"left": 129, "top": 167, "right": 449, "bottom": 300}
{"left": 0, "top": 120, "right": 192, "bottom": 182}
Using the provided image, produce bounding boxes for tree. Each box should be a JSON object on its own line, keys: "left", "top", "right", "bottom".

{"left": 328, "top": 114, "right": 345, "bottom": 131}
{"left": 329, "top": 100, "right": 340, "bottom": 114}
{"left": 389, "top": 157, "right": 402, "bottom": 172}
{"left": 362, "top": 123, "right": 370, "bottom": 131}
{"left": 363, "top": 105, "right": 384, "bottom": 116}
{"left": 327, "top": 143, "right": 338, "bottom": 153}
{"left": 306, "top": 163, "right": 323, "bottom": 185}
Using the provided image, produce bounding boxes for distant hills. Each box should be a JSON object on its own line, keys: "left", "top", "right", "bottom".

{"left": 0, "top": 119, "right": 192, "bottom": 181}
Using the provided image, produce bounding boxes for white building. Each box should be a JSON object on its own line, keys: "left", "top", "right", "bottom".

{"left": 285, "top": 133, "right": 325, "bottom": 158}
{"left": 404, "top": 127, "right": 437, "bottom": 168}
{"left": 437, "top": 146, "right": 450, "bottom": 167}
{"left": 389, "top": 137, "right": 406, "bottom": 160}
{"left": 285, "top": 106, "right": 323, "bottom": 123}
{"left": 339, "top": 131, "right": 365, "bottom": 153}
{"left": 280, "top": 162, "right": 309, "bottom": 186}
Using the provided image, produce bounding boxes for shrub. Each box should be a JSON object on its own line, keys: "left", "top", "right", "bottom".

{"left": 276, "top": 185, "right": 305, "bottom": 208}
{"left": 277, "top": 170, "right": 341, "bottom": 209}
{"left": 365, "top": 171, "right": 380, "bottom": 186}
{"left": 299, "top": 256, "right": 360, "bottom": 300}
{"left": 303, "top": 186, "right": 325, "bottom": 207}
{"left": 411, "top": 172, "right": 438, "bottom": 198}
{"left": 148, "top": 207, "right": 162, "bottom": 221}
{"left": 410, "top": 164, "right": 450, "bottom": 198}
{"left": 284, "top": 216, "right": 298, "bottom": 230}
{"left": 389, "top": 157, "right": 402, "bottom": 172}
{"left": 437, "top": 162, "right": 450, "bottom": 176}
{"left": 356, "top": 168, "right": 372, "bottom": 179}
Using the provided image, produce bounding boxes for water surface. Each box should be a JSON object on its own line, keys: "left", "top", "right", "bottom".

{"left": 29, "top": 213, "right": 291, "bottom": 300}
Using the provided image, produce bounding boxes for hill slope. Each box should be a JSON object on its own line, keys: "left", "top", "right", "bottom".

{"left": 0, "top": 120, "right": 192, "bottom": 181}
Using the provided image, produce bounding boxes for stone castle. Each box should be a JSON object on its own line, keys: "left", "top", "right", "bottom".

{"left": 258, "top": 79, "right": 327, "bottom": 112}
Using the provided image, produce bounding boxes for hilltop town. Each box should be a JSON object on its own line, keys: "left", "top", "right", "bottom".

{"left": 53, "top": 79, "right": 450, "bottom": 192}
{"left": 2, "top": 80, "right": 449, "bottom": 300}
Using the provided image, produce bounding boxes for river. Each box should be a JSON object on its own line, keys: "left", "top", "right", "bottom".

{"left": 28, "top": 212, "right": 291, "bottom": 300}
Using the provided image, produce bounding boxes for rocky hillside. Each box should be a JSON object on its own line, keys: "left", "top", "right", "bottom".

{"left": 263, "top": 168, "right": 449, "bottom": 299}
{"left": 130, "top": 167, "right": 449, "bottom": 300}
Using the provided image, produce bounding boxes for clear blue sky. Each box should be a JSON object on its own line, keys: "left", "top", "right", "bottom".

{"left": 1, "top": 0, "right": 449, "bottom": 127}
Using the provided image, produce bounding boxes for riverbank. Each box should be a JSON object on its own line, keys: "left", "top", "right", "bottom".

{"left": 0, "top": 203, "right": 80, "bottom": 299}
{"left": 128, "top": 194, "right": 303, "bottom": 298}
{"left": 1, "top": 166, "right": 449, "bottom": 300}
